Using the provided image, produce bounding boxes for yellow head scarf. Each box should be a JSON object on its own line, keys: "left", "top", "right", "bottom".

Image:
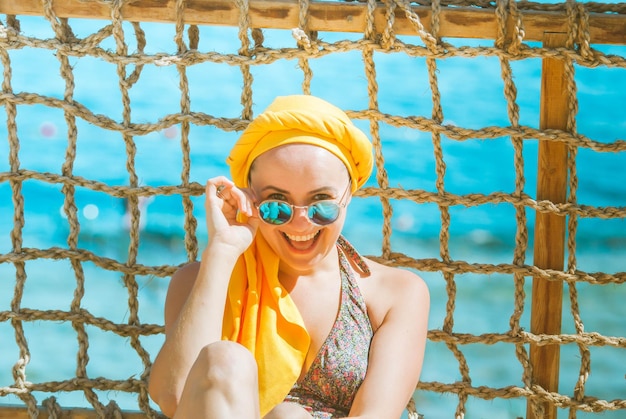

{"left": 223, "top": 95, "right": 373, "bottom": 415}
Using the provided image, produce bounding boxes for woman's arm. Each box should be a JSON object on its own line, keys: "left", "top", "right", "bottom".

{"left": 348, "top": 268, "right": 430, "bottom": 419}
{"left": 148, "top": 245, "right": 241, "bottom": 417}
{"left": 148, "top": 178, "right": 258, "bottom": 417}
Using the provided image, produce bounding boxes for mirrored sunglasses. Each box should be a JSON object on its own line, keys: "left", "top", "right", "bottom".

{"left": 255, "top": 182, "right": 351, "bottom": 226}
{"left": 257, "top": 200, "right": 345, "bottom": 226}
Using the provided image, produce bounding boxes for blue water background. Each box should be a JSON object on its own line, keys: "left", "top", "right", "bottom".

{"left": 1, "top": 9, "right": 625, "bottom": 418}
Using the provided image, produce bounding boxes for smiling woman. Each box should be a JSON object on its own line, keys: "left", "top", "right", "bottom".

{"left": 147, "top": 95, "right": 430, "bottom": 419}
{"left": 1, "top": 1, "right": 625, "bottom": 418}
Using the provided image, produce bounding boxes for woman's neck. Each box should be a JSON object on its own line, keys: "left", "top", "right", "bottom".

{"left": 278, "top": 245, "right": 340, "bottom": 290}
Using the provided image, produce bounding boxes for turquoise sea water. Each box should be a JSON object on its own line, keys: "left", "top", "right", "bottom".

{"left": 1, "top": 8, "right": 625, "bottom": 419}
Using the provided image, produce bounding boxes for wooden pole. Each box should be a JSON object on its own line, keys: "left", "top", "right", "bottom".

{"left": 527, "top": 32, "right": 569, "bottom": 419}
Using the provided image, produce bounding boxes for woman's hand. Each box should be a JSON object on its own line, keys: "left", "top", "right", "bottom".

{"left": 204, "top": 176, "right": 259, "bottom": 255}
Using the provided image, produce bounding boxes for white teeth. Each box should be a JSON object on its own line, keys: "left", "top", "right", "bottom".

{"left": 285, "top": 232, "right": 317, "bottom": 242}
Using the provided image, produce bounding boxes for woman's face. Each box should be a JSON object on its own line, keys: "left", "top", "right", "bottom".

{"left": 248, "top": 143, "right": 351, "bottom": 275}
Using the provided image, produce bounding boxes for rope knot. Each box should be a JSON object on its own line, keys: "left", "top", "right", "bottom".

{"left": 292, "top": 27, "right": 316, "bottom": 53}
{"left": 154, "top": 56, "right": 181, "bottom": 66}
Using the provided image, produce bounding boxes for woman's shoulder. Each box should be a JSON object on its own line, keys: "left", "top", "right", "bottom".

{"left": 170, "top": 261, "right": 201, "bottom": 289}
{"left": 162, "top": 261, "right": 202, "bottom": 331}
{"left": 165, "top": 262, "right": 201, "bottom": 305}
{"left": 360, "top": 258, "right": 430, "bottom": 329}
{"left": 363, "top": 257, "right": 427, "bottom": 292}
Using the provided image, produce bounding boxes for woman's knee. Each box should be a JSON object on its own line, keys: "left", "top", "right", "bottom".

{"left": 172, "top": 341, "right": 260, "bottom": 419}
{"left": 193, "top": 341, "right": 258, "bottom": 389}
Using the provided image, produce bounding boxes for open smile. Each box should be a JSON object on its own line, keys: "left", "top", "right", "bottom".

{"left": 282, "top": 230, "right": 321, "bottom": 250}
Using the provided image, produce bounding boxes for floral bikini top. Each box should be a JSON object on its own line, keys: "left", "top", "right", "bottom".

{"left": 283, "top": 236, "right": 373, "bottom": 418}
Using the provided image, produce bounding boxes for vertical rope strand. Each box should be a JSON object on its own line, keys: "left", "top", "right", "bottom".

{"left": 236, "top": 0, "right": 254, "bottom": 121}
{"left": 565, "top": 3, "right": 588, "bottom": 418}
{"left": 109, "top": 1, "right": 154, "bottom": 416}
{"left": 425, "top": 1, "right": 470, "bottom": 417}
{"left": 3, "top": 13, "right": 39, "bottom": 419}
{"left": 41, "top": 0, "right": 106, "bottom": 414}
{"left": 112, "top": 1, "right": 158, "bottom": 416}
{"left": 496, "top": 0, "right": 534, "bottom": 394}
{"left": 295, "top": 0, "right": 316, "bottom": 94}
{"left": 364, "top": 13, "right": 414, "bottom": 418}
{"left": 175, "top": 0, "right": 199, "bottom": 264}
{"left": 363, "top": 0, "right": 393, "bottom": 259}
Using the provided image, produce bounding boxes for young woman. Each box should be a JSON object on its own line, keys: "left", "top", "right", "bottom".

{"left": 148, "top": 95, "right": 430, "bottom": 419}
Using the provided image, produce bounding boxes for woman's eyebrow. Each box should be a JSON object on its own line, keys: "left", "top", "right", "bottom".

{"left": 257, "top": 185, "right": 289, "bottom": 194}
{"left": 257, "top": 185, "right": 337, "bottom": 195}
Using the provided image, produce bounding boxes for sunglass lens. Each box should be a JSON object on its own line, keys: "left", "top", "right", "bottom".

{"left": 259, "top": 201, "right": 292, "bottom": 225}
{"left": 308, "top": 202, "right": 340, "bottom": 225}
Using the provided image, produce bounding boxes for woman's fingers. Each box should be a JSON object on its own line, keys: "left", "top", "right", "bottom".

{"left": 203, "top": 178, "right": 258, "bottom": 253}
{"left": 205, "top": 177, "right": 254, "bottom": 218}
{"left": 206, "top": 176, "right": 233, "bottom": 201}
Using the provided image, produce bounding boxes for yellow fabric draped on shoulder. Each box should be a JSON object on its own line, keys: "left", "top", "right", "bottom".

{"left": 222, "top": 233, "right": 309, "bottom": 415}
{"left": 222, "top": 95, "right": 373, "bottom": 416}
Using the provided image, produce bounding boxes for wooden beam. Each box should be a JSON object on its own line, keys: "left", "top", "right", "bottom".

{"left": 1, "top": 0, "right": 625, "bottom": 45}
{"left": 0, "top": 405, "right": 165, "bottom": 419}
{"left": 527, "top": 32, "right": 569, "bottom": 419}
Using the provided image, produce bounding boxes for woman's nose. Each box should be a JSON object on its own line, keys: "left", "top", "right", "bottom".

{"left": 290, "top": 205, "right": 311, "bottom": 226}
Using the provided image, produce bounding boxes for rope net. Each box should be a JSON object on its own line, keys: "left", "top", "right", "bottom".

{"left": 1, "top": 0, "right": 625, "bottom": 418}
